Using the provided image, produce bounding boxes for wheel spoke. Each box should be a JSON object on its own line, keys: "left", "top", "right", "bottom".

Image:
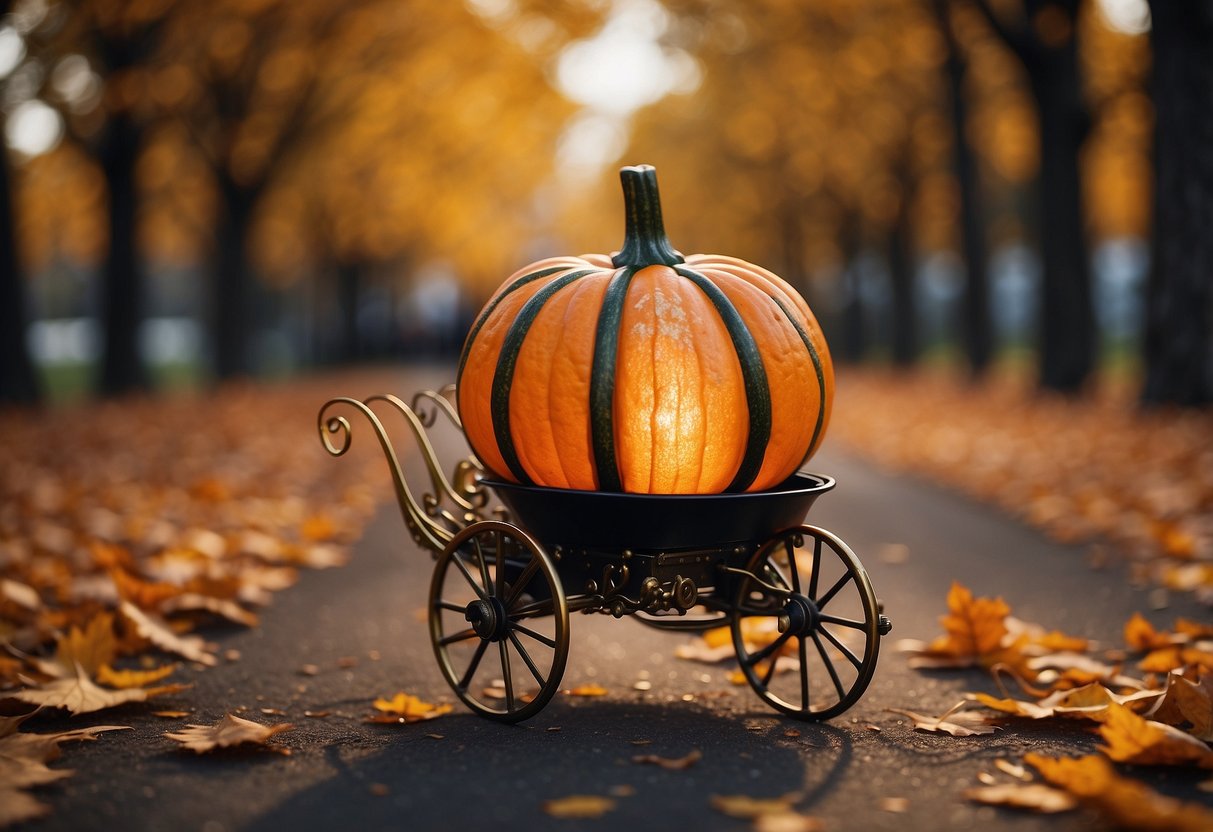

{"left": 440, "top": 627, "right": 479, "bottom": 647}
{"left": 812, "top": 631, "right": 846, "bottom": 700}
{"left": 746, "top": 629, "right": 793, "bottom": 666}
{"left": 818, "top": 625, "right": 863, "bottom": 669}
{"left": 507, "top": 629, "right": 547, "bottom": 688}
{"left": 494, "top": 529, "right": 506, "bottom": 599}
{"left": 450, "top": 553, "right": 489, "bottom": 602}
{"left": 816, "top": 572, "right": 853, "bottom": 610}
{"left": 760, "top": 652, "right": 779, "bottom": 686}
{"left": 473, "top": 536, "right": 491, "bottom": 592}
{"left": 499, "top": 639, "right": 515, "bottom": 711}
{"left": 786, "top": 538, "right": 800, "bottom": 594}
{"left": 798, "top": 636, "right": 810, "bottom": 712}
{"left": 512, "top": 622, "right": 557, "bottom": 648}
{"left": 458, "top": 639, "right": 489, "bottom": 690}
{"left": 505, "top": 557, "right": 541, "bottom": 609}
{"left": 436, "top": 600, "right": 467, "bottom": 614}
{"left": 818, "top": 613, "right": 867, "bottom": 630}
{"left": 510, "top": 599, "right": 556, "bottom": 619}
{"left": 808, "top": 536, "right": 822, "bottom": 599}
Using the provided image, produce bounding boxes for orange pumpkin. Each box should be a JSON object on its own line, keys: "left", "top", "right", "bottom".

{"left": 457, "top": 165, "right": 834, "bottom": 494}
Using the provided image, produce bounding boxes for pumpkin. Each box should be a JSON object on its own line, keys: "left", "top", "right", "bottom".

{"left": 457, "top": 165, "right": 834, "bottom": 494}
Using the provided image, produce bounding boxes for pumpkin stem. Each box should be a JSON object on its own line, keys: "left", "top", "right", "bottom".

{"left": 612, "top": 165, "right": 685, "bottom": 268}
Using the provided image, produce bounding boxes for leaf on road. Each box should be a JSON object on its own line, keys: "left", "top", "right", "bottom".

{"left": 96, "top": 664, "right": 177, "bottom": 689}
{"left": 50, "top": 613, "right": 118, "bottom": 677}
{"left": 542, "top": 795, "right": 616, "bottom": 819}
{"left": 369, "top": 692, "right": 451, "bottom": 723}
{"left": 710, "top": 793, "right": 801, "bottom": 819}
{"left": 1098, "top": 702, "right": 1213, "bottom": 768}
{"left": 567, "top": 683, "right": 608, "bottom": 697}
{"left": 963, "top": 783, "right": 1077, "bottom": 813}
{"left": 1027, "top": 753, "right": 1213, "bottom": 832}
{"left": 166, "top": 713, "right": 294, "bottom": 753}
{"left": 972, "top": 683, "right": 1163, "bottom": 722}
{"left": 752, "top": 812, "right": 825, "bottom": 832}
{"left": 120, "top": 602, "right": 218, "bottom": 667}
{"left": 1147, "top": 674, "right": 1213, "bottom": 741}
{"left": 9, "top": 663, "right": 188, "bottom": 715}
{"left": 888, "top": 702, "right": 998, "bottom": 736}
{"left": 160, "top": 593, "right": 259, "bottom": 628}
{"left": 1125, "top": 613, "right": 1179, "bottom": 651}
{"left": 631, "top": 749, "right": 702, "bottom": 770}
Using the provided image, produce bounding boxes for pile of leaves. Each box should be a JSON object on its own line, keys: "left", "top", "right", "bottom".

{"left": 0, "top": 375, "right": 394, "bottom": 820}
{"left": 898, "top": 582, "right": 1213, "bottom": 829}
{"left": 830, "top": 370, "right": 1213, "bottom": 599}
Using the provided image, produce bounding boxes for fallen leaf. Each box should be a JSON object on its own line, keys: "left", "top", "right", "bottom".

{"left": 710, "top": 794, "right": 800, "bottom": 819}
{"left": 0, "top": 721, "right": 130, "bottom": 825}
{"left": 994, "top": 759, "right": 1031, "bottom": 780}
{"left": 160, "top": 594, "right": 259, "bottom": 628}
{"left": 0, "top": 787, "right": 50, "bottom": 826}
{"left": 567, "top": 683, "right": 607, "bottom": 697}
{"left": 1027, "top": 753, "right": 1213, "bottom": 832}
{"left": 888, "top": 702, "right": 998, "bottom": 736}
{"left": 370, "top": 692, "right": 452, "bottom": 723}
{"left": 753, "top": 812, "right": 825, "bottom": 832}
{"left": 152, "top": 710, "right": 191, "bottom": 718}
{"left": 542, "top": 795, "right": 616, "bottom": 819}
{"left": 96, "top": 664, "right": 177, "bottom": 689}
{"left": 631, "top": 749, "right": 702, "bottom": 770}
{"left": 9, "top": 663, "right": 187, "bottom": 715}
{"left": 166, "top": 713, "right": 294, "bottom": 753}
{"left": 51, "top": 613, "right": 117, "bottom": 677}
{"left": 1125, "top": 613, "right": 1177, "bottom": 651}
{"left": 1098, "top": 702, "right": 1213, "bottom": 768}
{"left": 964, "top": 783, "right": 1077, "bottom": 813}
{"left": 120, "top": 602, "right": 217, "bottom": 666}
{"left": 1148, "top": 673, "right": 1213, "bottom": 741}
{"left": 879, "top": 797, "right": 909, "bottom": 813}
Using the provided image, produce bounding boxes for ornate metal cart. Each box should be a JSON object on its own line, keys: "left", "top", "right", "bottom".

{"left": 319, "top": 388, "right": 891, "bottom": 723}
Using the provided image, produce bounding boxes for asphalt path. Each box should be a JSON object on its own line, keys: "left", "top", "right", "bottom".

{"left": 23, "top": 366, "right": 1211, "bottom": 832}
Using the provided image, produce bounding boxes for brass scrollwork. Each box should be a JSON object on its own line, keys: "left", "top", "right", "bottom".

{"left": 318, "top": 390, "right": 495, "bottom": 556}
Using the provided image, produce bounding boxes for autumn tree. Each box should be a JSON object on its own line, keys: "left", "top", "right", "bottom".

{"left": 1141, "top": 1, "right": 1212, "bottom": 405}
{"left": 969, "top": 0, "right": 1094, "bottom": 392}
{"left": 0, "top": 2, "right": 41, "bottom": 404}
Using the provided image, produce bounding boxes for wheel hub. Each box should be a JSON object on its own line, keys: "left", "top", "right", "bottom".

{"left": 465, "top": 597, "right": 509, "bottom": 641}
{"left": 777, "top": 594, "right": 819, "bottom": 637}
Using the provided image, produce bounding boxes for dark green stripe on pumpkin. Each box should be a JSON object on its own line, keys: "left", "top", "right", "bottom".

{"left": 456, "top": 265, "right": 571, "bottom": 388}
{"left": 490, "top": 269, "right": 597, "bottom": 485}
{"left": 588, "top": 267, "right": 638, "bottom": 493}
{"left": 764, "top": 294, "right": 828, "bottom": 460}
{"left": 676, "top": 266, "right": 771, "bottom": 492}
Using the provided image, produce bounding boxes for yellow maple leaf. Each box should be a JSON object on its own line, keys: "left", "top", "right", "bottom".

{"left": 567, "top": 683, "right": 608, "bottom": 697}
{"left": 1098, "top": 702, "right": 1213, "bottom": 768}
{"left": 710, "top": 793, "right": 802, "bottom": 819}
{"left": 371, "top": 692, "right": 452, "bottom": 722}
{"left": 542, "top": 795, "right": 616, "bottom": 819}
{"left": 12, "top": 663, "right": 188, "bottom": 716}
{"left": 938, "top": 582, "right": 1011, "bottom": 658}
{"left": 53, "top": 613, "right": 117, "bottom": 677}
{"left": 1027, "top": 753, "right": 1213, "bottom": 832}
{"left": 1125, "top": 612, "right": 1176, "bottom": 651}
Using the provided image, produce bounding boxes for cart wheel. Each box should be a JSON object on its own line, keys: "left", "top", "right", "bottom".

{"left": 429, "top": 520, "right": 569, "bottom": 723}
{"left": 731, "top": 525, "right": 885, "bottom": 721}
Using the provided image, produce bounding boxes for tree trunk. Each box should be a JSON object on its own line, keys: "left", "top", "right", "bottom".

{"left": 935, "top": 0, "right": 992, "bottom": 376}
{"left": 1142, "top": 2, "right": 1213, "bottom": 406}
{"left": 837, "top": 214, "right": 865, "bottom": 364}
{"left": 0, "top": 147, "right": 40, "bottom": 404}
{"left": 887, "top": 190, "right": 917, "bottom": 367}
{"left": 97, "top": 110, "right": 150, "bottom": 396}
{"left": 1027, "top": 45, "right": 1094, "bottom": 392}
{"left": 213, "top": 178, "right": 257, "bottom": 379}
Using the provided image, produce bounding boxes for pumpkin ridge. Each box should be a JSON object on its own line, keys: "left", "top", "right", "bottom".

{"left": 457, "top": 264, "right": 576, "bottom": 388}
{"left": 589, "top": 266, "right": 638, "bottom": 492}
{"left": 674, "top": 265, "right": 772, "bottom": 492}
{"left": 490, "top": 269, "right": 597, "bottom": 484}
{"left": 757, "top": 291, "right": 826, "bottom": 463}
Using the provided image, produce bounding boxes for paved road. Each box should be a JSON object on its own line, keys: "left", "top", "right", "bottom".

{"left": 26, "top": 366, "right": 1210, "bottom": 831}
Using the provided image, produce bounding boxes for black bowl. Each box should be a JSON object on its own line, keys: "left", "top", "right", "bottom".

{"left": 483, "top": 472, "right": 834, "bottom": 552}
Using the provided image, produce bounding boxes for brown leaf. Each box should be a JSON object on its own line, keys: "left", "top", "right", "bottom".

{"left": 888, "top": 702, "right": 998, "bottom": 736}
{"left": 753, "top": 813, "right": 825, "bottom": 832}
{"left": 542, "top": 795, "right": 616, "bottom": 819}
{"left": 879, "top": 797, "right": 909, "bottom": 813}
{"left": 1148, "top": 674, "right": 1213, "bottom": 741}
{"left": 51, "top": 612, "right": 117, "bottom": 677}
{"left": 166, "top": 713, "right": 294, "bottom": 753}
{"left": 160, "top": 593, "right": 259, "bottom": 627}
{"left": 1027, "top": 753, "right": 1213, "bottom": 832}
{"left": 1098, "top": 702, "right": 1213, "bottom": 768}
{"left": 964, "top": 783, "right": 1077, "bottom": 813}
{"left": 120, "top": 601, "right": 217, "bottom": 666}
{"left": 9, "top": 663, "right": 187, "bottom": 715}
{"left": 631, "top": 749, "right": 702, "bottom": 770}
{"left": 1125, "top": 612, "right": 1177, "bottom": 651}
{"left": 0, "top": 787, "right": 50, "bottom": 826}
{"left": 710, "top": 793, "right": 801, "bottom": 819}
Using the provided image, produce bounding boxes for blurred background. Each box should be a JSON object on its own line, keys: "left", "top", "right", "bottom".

{"left": 0, "top": 0, "right": 1207, "bottom": 407}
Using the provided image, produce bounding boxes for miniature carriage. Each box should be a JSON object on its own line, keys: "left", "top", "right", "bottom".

{"left": 319, "top": 387, "right": 891, "bottom": 724}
